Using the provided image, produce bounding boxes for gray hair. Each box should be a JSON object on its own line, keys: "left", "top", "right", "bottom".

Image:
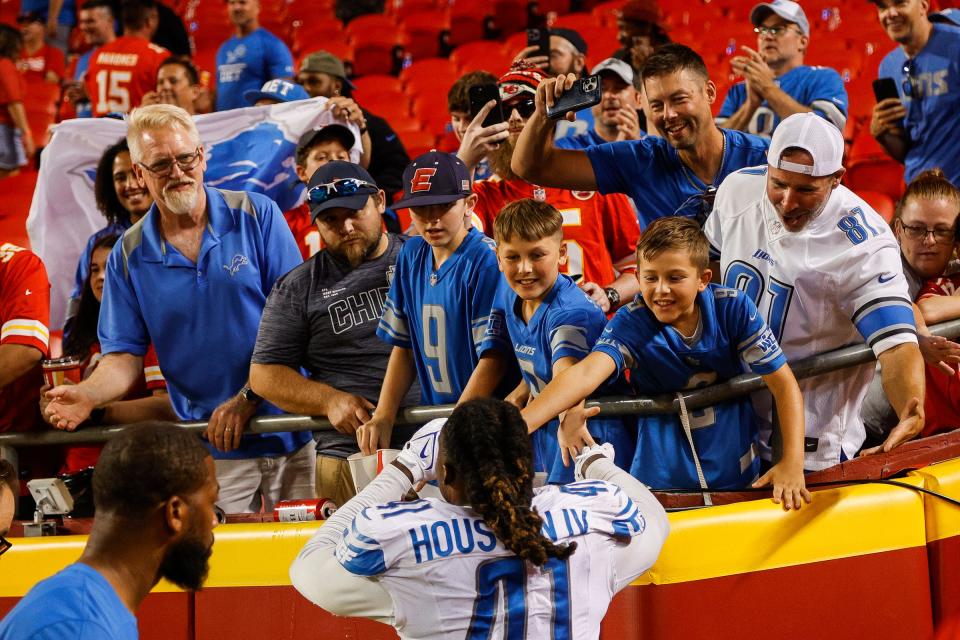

{"left": 126, "top": 104, "right": 201, "bottom": 163}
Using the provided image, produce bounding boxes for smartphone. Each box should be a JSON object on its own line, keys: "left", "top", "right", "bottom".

{"left": 469, "top": 84, "right": 505, "bottom": 128}
{"left": 546, "top": 75, "right": 602, "bottom": 120}
{"left": 872, "top": 77, "right": 900, "bottom": 102}
{"left": 527, "top": 27, "right": 550, "bottom": 58}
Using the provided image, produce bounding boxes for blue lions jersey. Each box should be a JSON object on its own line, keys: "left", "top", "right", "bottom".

{"left": 336, "top": 480, "right": 653, "bottom": 640}
{"left": 717, "top": 65, "right": 848, "bottom": 138}
{"left": 215, "top": 28, "right": 295, "bottom": 111}
{"left": 878, "top": 23, "right": 960, "bottom": 186}
{"left": 481, "top": 275, "right": 635, "bottom": 481}
{"left": 378, "top": 229, "right": 501, "bottom": 405}
{"left": 593, "top": 284, "right": 786, "bottom": 490}
{"left": 585, "top": 129, "right": 769, "bottom": 229}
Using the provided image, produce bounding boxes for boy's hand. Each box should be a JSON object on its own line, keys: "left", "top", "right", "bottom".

{"left": 752, "top": 461, "right": 811, "bottom": 511}
{"left": 558, "top": 404, "right": 599, "bottom": 467}
{"left": 357, "top": 415, "right": 393, "bottom": 456}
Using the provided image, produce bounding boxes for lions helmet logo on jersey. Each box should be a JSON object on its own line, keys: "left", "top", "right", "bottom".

{"left": 223, "top": 254, "right": 249, "bottom": 276}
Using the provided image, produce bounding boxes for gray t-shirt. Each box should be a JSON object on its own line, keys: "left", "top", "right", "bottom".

{"left": 252, "top": 233, "right": 420, "bottom": 457}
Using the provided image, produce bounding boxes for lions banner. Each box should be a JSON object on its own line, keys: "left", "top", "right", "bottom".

{"left": 26, "top": 97, "right": 360, "bottom": 328}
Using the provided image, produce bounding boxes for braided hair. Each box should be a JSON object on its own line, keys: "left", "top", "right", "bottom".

{"left": 442, "top": 398, "right": 576, "bottom": 566}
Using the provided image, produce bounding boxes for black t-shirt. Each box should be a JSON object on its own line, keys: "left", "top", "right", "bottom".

{"left": 252, "top": 233, "right": 419, "bottom": 457}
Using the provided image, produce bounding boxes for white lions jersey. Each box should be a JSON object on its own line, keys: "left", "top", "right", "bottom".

{"left": 704, "top": 167, "right": 917, "bottom": 469}
{"left": 334, "top": 480, "right": 664, "bottom": 640}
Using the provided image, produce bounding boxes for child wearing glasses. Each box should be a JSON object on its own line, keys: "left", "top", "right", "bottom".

{"left": 358, "top": 151, "right": 508, "bottom": 456}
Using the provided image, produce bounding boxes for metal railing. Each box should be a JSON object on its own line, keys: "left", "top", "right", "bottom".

{"left": 3, "top": 319, "right": 960, "bottom": 448}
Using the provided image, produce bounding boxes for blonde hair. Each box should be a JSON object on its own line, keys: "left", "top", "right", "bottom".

{"left": 493, "top": 198, "right": 563, "bottom": 243}
{"left": 895, "top": 168, "right": 960, "bottom": 222}
{"left": 126, "top": 104, "right": 200, "bottom": 163}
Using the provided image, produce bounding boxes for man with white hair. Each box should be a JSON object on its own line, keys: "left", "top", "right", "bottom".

{"left": 704, "top": 112, "right": 924, "bottom": 470}
{"left": 44, "top": 104, "right": 314, "bottom": 513}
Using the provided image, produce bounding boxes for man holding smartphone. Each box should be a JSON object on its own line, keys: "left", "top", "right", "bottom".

{"left": 556, "top": 58, "right": 644, "bottom": 149}
{"left": 870, "top": 0, "right": 960, "bottom": 187}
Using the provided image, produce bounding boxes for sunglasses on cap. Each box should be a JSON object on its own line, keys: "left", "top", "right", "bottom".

{"left": 307, "top": 178, "right": 377, "bottom": 206}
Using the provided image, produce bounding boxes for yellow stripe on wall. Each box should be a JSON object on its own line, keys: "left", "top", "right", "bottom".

{"left": 908, "top": 458, "right": 960, "bottom": 544}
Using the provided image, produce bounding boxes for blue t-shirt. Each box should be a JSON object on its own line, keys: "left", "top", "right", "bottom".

{"left": 554, "top": 107, "right": 595, "bottom": 141}
{"left": 377, "top": 229, "right": 501, "bottom": 406}
{"left": 878, "top": 23, "right": 960, "bottom": 185}
{"left": 98, "top": 186, "right": 308, "bottom": 458}
{"left": 717, "top": 65, "right": 849, "bottom": 138}
{"left": 592, "top": 284, "right": 786, "bottom": 490}
{"left": 0, "top": 563, "right": 137, "bottom": 640}
{"left": 555, "top": 127, "right": 608, "bottom": 150}
{"left": 585, "top": 129, "right": 769, "bottom": 229}
{"left": 480, "top": 274, "right": 634, "bottom": 481}
{"left": 215, "top": 28, "right": 294, "bottom": 111}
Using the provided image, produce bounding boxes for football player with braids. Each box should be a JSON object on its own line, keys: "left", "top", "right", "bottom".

{"left": 291, "top": 398, "right": 669, "bottom": 639}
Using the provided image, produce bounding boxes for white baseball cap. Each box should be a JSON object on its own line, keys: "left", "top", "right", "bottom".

{"left": 750, "top": 0, "right": 810, "bottom": 36}
{"left": 590, "top": 58, "right": 635, "bottom": 87}
{"left": 768, "top": 113, "right": 844, "bottom": 177}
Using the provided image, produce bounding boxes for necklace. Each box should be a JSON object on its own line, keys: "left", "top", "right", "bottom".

{"left": 679, "top": 129, "right": 727, "bottom": 190}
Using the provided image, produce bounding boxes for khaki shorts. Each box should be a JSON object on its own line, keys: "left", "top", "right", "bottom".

{"left": 316, "top": 455, "right": 357, "bottom": 507}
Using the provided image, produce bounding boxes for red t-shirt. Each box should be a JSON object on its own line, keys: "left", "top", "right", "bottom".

{"left": 16, "top": 43, "right": 66, "bottom": 85}
{"left": 85, "top": 36, "right": 169, "bottom": 116}
{"left": 0, "top": 243, "right": 50, "bottom": 433}
{"left": 63, "top": 342, "right": 167, "bottom": 473}
{"left": 0, "top": 58, "right": 25, "bottom": 127}
{"left": 918, "top": 274, "right": 960, "bottom": 437}
{"left": 472, "top": 179, "right": 641, "bottom": 287}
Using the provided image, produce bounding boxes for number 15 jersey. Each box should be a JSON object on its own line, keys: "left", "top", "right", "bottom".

{"left": 335, "top": 480, "right": 667, "bottom": 640}
{"left": 704, "top": 167, "right": 917, "bottom": 469}
{"left": 85, "top": 36, "right": 169, "bottom": 117}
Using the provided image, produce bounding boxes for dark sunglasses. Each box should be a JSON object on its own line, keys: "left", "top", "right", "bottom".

{"left": 504, "top": 98, "right": 537, "bottom": 119}
{"left": 307, "top": 178, "right": 377, "bottom": 206}
{"left": 901, "top": 59, "right": 917, "bottom": 100}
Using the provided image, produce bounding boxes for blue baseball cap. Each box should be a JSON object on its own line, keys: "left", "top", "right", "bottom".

{"left": 393, "top": 151, "right": 472, "bottom": 209}
{"left": 244, "top": 79, "right": 311, "bottom": 105}
{"left": 307, "top": 161, "right": 379, "bottom": 221}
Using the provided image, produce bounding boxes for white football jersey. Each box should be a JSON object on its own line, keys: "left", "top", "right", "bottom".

{"left": 334, "top": 479, "right": 664, "bottom": 640}
{"left": 704, "top": 167, "right": 917, "bottom": 469}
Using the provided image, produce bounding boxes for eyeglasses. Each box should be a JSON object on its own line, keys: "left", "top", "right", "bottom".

{"left": 503, "top": 98, "right": 537, "bottom": 119}
{"left": 901, "top": 58, "right": 917, "bottom": 100}
{"left": 139, "top": 147, "right": 202, "bottom": 177}
{"left": 0, "top": 534, "right": 11, "bottom": 557}
{"left": 674, "top": 187, "right": 718, "bottom": 227}
{"left": 754, "top": 25, "right": 802, "bottom": 37}
{"left": 307, "top": 178, "right": 377, "bottom": 206}
{"left": 898, "top": 221, "right": 955, "bottom": 243}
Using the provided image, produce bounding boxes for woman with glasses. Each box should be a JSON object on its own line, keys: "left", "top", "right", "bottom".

{"left": 65, "top": 138, "right": 154, "bottom": 332}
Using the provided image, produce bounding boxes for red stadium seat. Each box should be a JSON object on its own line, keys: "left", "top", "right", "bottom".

{"left": 352, "top": 74, "right": 405, "bottom": 97}
{"left": 400, "top": 57, "right": 459, "bottom": 93}
{"left": 591, "top": 0, "right": 626, "bottom": 28}
{"left": 451, "top": 41, "right": 512, "bottom": 74}
{"left": 350, "top": 36, "right": 402, "bottom": 77}
{"left": 492, "top": 0, "right": 529, "bottom": 37}
{"left": 538, "top": 0, "right": 573, "bottom": 13}
{"left": 845, "top": 74, "right": 878, "bottom": 121}
{"left": 397, "top": 129, "right": 440, "bottom": 158}
{"left": 845, "top": 132, "right": 906, "bottom": 201}
{"left": 503, "top": 31, "right": 529, "bottom": 56}
{"left": 551, "top": 12, "right": 597, "bottom": 33}
{"left": 359, "top": 92, "right": 413, "bottom": 119}
{"left": 858, "top": 190, "right": 896, "bottom": 223}
{"left": 24, "top": 84, "right": 60, "bottom": 148}
{"left": 401, "top": 10, "right": 450, "bottom": 60}
{"left": 345, "top": 14, "right": 399, "bottom": 40}
{"left": 448, "top": 3, "right": 490, "bottom": 47}
{"left": 386, "top": 0, "right": 441, "bottom": 19}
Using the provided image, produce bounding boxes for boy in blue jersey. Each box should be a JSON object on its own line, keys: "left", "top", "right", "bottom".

{"left": 513, "top": 43, "right": 770, "bottom": 229}
{"left": 358, "top": 152, "right": 502, "bottom": 455}
{"left": 522, "top": 217, "right": 811, "bottom": 509}
{"left": 463, "top": 198, "right": 634, "bottom": 483}
{"left": 716, "top": 0, "right": 848, "bottom": 138}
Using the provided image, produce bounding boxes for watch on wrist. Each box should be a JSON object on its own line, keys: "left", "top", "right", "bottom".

{"left": 603, "top": 287, "right": 621, "bottom": 309}
{"left": 240, "top": 386, "right": 262, "bottom": 405}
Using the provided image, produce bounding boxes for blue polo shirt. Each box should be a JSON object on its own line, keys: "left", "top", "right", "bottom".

{"left": 99, "top": 186, "right": 308, "bottom": 459}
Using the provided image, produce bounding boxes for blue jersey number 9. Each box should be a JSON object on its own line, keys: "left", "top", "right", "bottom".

{"left": 468, "top": 556, "right": 571, "bottom": 640}
{"left": 422, "top": 304, "right": 453, "bottom": 395}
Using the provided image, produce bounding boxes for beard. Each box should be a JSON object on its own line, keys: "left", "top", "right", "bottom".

{"left": 161, "top": 181, "right": 199, "bottom": 216}
{"left": 158, "top": 529, "right": 213, "bottom": 591}
{"left": 334, "top": 229, "right": 383, "bottom": 268}
{"left": 488, "top": 136, "right": 521, "bottom": 182}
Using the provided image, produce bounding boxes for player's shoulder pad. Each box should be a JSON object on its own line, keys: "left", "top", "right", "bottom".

{"left": 534, "top": 480, "right": 647, "bottom": 541}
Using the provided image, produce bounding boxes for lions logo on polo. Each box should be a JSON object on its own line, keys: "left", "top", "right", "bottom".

{"left": 223, "top": 254, "right": 249, "bottom": 276}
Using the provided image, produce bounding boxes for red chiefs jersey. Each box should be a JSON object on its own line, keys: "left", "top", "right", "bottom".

{"left": 472, "top": 179, "right": 640, "bottom": 287}
{"left": 85, "top": 36, "right": 169, "bottom": 116}
{"left": 285, "top": 203, "right": 323, "bottom": 260}
{"left": 918, "top": 274, "right": 960, "bottom": 436}
{"left": 16, "top": 43, "right": 66, "bottom": 85}
{"left": 63, "top": 342, "right": 167, "bottom": 473}
{"left": 0, "top": 243, "right": 50, "bottom": 433}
